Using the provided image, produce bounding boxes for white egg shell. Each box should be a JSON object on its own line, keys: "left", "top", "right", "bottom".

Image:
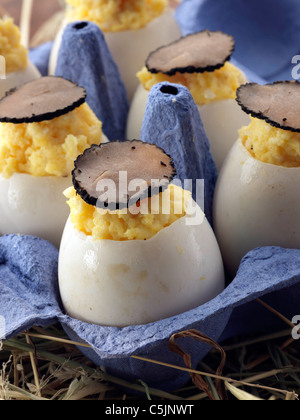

{"left": 58, "top": 208, "right": 225, "bottom": 327}
{"left": 0, "top": 173, "right": 72, "bottom": 248}
{"left": 213, "top": 139, "right": 300, "bottom": 277}
{"left": 198, "top": 99, "right": 250, "bottom": 171}
{"left": 49, "top": 8, "right": 182, "bottom": 101}
{"left": 0, "top": 61, "right": 41, "bottom": 99}
{"left": 126, "top": 83, "right": 149, "bottom": 138}
{"left": 127, "top": 86, "right": 250, "bottom": 170}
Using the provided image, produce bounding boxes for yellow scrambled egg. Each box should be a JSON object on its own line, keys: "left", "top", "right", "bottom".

{"left": 137, "top": 62, "right": 245, "bottom": 105}
{"left": 0, "top": 18, "right": 27, "bottom": 74}
{"left": 65, "top": 184, "right": 191, "bottom": 241}
{"left": 0, "top": 103, "right": 104, "bottom": 178}
{"left": 66, "top": 0, "right": 168, "bottom": 32}
{"left": 240, "top": 117, "right": 300, "bottom": 167}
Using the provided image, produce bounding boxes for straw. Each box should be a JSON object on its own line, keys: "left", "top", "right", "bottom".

{"left": 20, "top": 0, "right": 33, "bottom": 48}
{"left": 1, "top": 299, "right": 299, "bottom": 401}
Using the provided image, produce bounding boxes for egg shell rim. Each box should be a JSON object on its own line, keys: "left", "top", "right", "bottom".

{"left": 62, "top": 194, "right": 205, "bottom": 245}
{"left": 236, "top": 136, "right": 300, "bottom": 170}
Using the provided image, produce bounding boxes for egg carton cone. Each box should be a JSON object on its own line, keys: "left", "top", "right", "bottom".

{"left": 140, "top": 82, "right": 217, "bottom": 225}
{"left": 0, "top": 234, "right": 299, "bottom": 392}
{"left": 54, "top": 21, "right": 129, "bottom": 141}
{"left": 175, "top": 0, "right": 300, "bottom": 83}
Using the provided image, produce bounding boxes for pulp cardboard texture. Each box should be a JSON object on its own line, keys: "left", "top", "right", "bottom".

{"left": 55, "top": 22, "right": 129, "bottom": 141}
{"left": 1, "top": 234, "right": 299, "bottom": 390}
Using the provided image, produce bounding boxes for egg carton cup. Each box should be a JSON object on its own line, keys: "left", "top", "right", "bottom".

{"left": 0, "top": 234, "right": 299, "bottom": 392}
{"left": 1, "top": 6, "right": 298, "bottom": 392}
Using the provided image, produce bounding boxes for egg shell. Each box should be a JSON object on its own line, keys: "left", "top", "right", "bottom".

{"left": 140, "top": 82, "right": 217, "bottom": 225}
{"left": 58, "top": 207, "right": 225, "bottom": 327}
{"left": 0, "top": 61, "right": 41, "bottom": 99}
{"left": 126, "top": 83, "right": 149, "bottom": 139}
{"left": 127, "top": 85, "right": 250, "bottom": 171}
{"left": 0, "top": 173, "right": 72, "bottom": 249}
{"left": 213, "top": 139, "right": 300, "bottom": 278}
{"left": 55, "top": 21, "right": 129, "bottom": 141}
{"left": 49, "top": 9, "right": 182, "bottom": 101}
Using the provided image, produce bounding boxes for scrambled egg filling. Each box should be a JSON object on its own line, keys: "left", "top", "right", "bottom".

{"left": 0, "top": 104, "right": 104, "bottom": 178}
{"left": 65, "top": 184, "right": 191, "bottom": 241}
{"left": 137, "top": 62, "right": 245, "bottom": 105}
{"left": 240, "top": 117, "right": 300, "bottom": 168}
{"left": 0, "top": 18, "right": 27, "bottom": 74}
{"left": 65, "top": 0, "right": 168, "bottom": 32}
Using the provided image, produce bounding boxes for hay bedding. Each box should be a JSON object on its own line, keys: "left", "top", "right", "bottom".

{"left": 0, "top": 318, "right": 299, "bottom": 400}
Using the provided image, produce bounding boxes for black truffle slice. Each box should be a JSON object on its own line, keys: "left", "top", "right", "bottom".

{"left": 72, "top": 140, "right": 177, "bottom": 210}
{"left": 236, "top": 81, "right": 300, "bottom": 133}
{"left": 0, "top": 76, "right": 87, "bottom": 124}
{"left": 146, "top": 30, "right": 235, "bottom": 76}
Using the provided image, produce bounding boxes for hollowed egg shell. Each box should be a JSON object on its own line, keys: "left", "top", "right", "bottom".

{"left": 58, "top": 203, "right": 225, "bottom": 327}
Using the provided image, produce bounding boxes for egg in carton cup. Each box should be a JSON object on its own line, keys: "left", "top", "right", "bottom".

{"left": 59, "top": 140, "right": 225, "bottom": 327}
{"left": 49, "top": 0, "right": 182, "bottom": 101}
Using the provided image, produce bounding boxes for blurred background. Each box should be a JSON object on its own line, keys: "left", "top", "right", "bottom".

{"left": 0, "top": 0, "right": 62, "bottom": 46}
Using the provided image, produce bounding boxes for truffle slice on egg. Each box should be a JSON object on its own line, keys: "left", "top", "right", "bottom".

{"left": 0, "top": 76, "right": 86, "bottom": 124}
{"left": 0, "top": 76, "right": 104, "bottom": 249}
{"left": 146, "top": 30, "right": 235, "bottom": 76}
{"left": 72, "top": 140, "right": 177, "bottom": 210}
{"left": 236, "top": 81, "right": 300, "bottom": 132}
